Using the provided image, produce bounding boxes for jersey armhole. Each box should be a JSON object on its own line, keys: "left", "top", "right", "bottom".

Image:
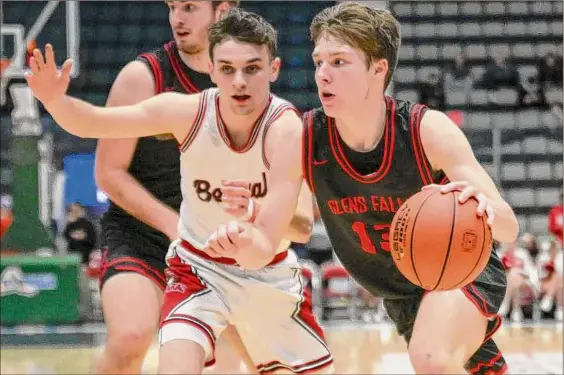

{"left": 137, "top": 53, "right": 164, "bottom": 94}
{"left": 302, "top": 111, "right": 315, "bottom": 194}
{"left": 410, "top": 104, "right": 436, "bottom": 185}
{"left": 260, "top": 104, "right": 300, "bottom": 169}
{"left": 178, "top": 90, "right": 208, "bottom": 152}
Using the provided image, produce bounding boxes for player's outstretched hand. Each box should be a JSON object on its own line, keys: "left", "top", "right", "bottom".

{"left": 422, "top": 181, "right": 495, "bottom": 226}
{"left": 24, "top": 44, "right": 73, "bottom": 106}
{"left": 203, "top": 220, "right": 253, "bottom": 258}
{"left": 221, "top": 180, "right": 254, "bottom": 219}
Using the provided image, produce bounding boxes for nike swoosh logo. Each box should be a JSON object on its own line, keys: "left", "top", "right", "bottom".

{"left": 313, "top": 159, "right": 328, "bottom": 166}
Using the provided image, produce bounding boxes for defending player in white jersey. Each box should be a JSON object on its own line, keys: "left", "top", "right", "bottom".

{"left": 25, "top": 8, "right": 332, "bottom": 375}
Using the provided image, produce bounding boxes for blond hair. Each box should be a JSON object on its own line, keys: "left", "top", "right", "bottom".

{"left": 310, "top": 2, "right": 401, "bottom": 89}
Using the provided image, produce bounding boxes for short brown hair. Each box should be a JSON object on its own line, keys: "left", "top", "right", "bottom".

{"left": 208, "top": 8, "right": 277, "bottom": 61}
{"left": 212, "top": 1, "right": 240, "bottom": 9}
{"left": 310, "top": 2, "right": 401, "bottom": 89}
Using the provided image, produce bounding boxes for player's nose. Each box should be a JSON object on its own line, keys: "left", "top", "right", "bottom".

{"left": 232, "top": 71, "right": 247, "bottom": 89}
{"left": 315, "top": 62, "right": 331, "bottom": 84}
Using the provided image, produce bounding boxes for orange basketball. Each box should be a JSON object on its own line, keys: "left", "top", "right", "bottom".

{"left": 389, "top": 188, "right": 492, "bottom": 291}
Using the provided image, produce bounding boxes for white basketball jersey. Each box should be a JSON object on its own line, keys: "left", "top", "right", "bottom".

{"left": 178, "top": 88, "right": 296, "bottom": 252}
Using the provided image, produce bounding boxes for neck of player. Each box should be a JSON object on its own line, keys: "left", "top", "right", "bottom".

{"left": 218, "top": 95, "right": 270, "bottom": 148}
{"left": 334, "top": 96, "right": 387, "bottom": 153}
{"left": 178, "top": 49, "right": 211, "bottom": 74}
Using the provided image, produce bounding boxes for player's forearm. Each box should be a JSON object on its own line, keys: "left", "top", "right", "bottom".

{"left": 43, "top": 95, "right": 110, "bottom": 138}
{"left": 490, "top": 199, "right": 519, "bottom": 244}
{"left": 254, "top": 200, "right": 312, "bottom": 244}
{"left": 236, "top": 226, "right": 278, "bottom": 270}
{"left": 98, "top": 169, "right": 179, "bottom": 239}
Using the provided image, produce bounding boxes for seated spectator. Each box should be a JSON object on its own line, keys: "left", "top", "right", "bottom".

{"left": 537, "top": 239, "right": 563, "bottom": 321}
{"left": 479, "top": 52, "right": 520, "bottom": 90}
{"left": 519, "top": 75, "right": 548, "bottom": 108}
{"left": 538, "top": 51, "right": 563, "bottom": 88}
{"left": 63, "top": 202, "right": 97, "bottom": 264}
{"left": 417, "top": 72, "right": 445, "bottom": 110}
{"left": 444, "top": 52, "right": 473, "bottom": 102}
{"left": 548, "top": 190, "right": 563, "bottom": 245}
{"left": 499, "top": 235, "right": 540, "bottom": 322}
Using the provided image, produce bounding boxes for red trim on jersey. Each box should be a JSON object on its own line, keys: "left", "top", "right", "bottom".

{"left": 215, "top": 94, "right": 272, "bottom": 153}
{"left": 327, "top": 96, "right": 396, "bottom": 184}
{"left": 179, "top": 90, "right": 208, "bottom": 152}
{"left": 438, "top": 175, "right": 450, "bottom": 185}
{"left": 256, "top": 354, "right": 333, "bottom": 374}
{"left": 164, "top": 41, "right": 199, "bottom": 93}
{"left": 139, "top": 52, "right": 164, "bottom": 94}
{"left": 261, "top": 103, "right": 299, "bottom": 169}
{"left": 410, "top": 104, "right": 434, "bottom": 185}
{"left": 302, "top": 111, "right": 315, "bottom": 194}
{"left": 180, "top": 239, "right": 288, "bottom": 267}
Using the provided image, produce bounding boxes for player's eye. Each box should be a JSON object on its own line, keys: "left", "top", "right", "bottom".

{"left": 333, "top": 59, "right": 345, "bottom": 66}
{"left": 221, "top": 66, "right": 234, "bottom": 74}
{"left": 313, "top": 60, "right": 322, "bottom": 68}
{"left": 245, "top": 65, "right": 259, "bottom": 74}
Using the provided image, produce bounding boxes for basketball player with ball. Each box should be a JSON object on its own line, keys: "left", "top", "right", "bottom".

{"left": 207, "top": 3, "right": 518, "bottom": 374}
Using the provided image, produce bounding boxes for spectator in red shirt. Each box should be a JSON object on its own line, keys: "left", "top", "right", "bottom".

{"left": 548, "top": 190, "right": 563, "bottom": 244}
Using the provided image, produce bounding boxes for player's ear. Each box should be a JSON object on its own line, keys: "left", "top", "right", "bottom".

{"left": 209, "top": 62, "right": 217, "bottom": 84}
{"left": 371, "top": 58, "right": 388, "bottom": 80}
{"left": 269, "top": 56, "right": 281, "bottom": 83}
{"left": 213, "top": 2, "right": 231, "bottom": 22}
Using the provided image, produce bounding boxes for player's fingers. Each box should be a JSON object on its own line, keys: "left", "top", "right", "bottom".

{"left": 60, "top": 59, "right": 73, "bottom": 81}
{"left": 221, "top": 186, "right": 251, "bottom": 198}
{"left": 203, "top": 232, "right": 223, "bottom": 258}
{"left": 33, "top": 48, "right": 46, "bottom": 69}
{"left": 421, "top": 184, "right": 440, "bottom": 191}
{"left": 457, "top": 186, "right": 477, "bottom": 203}
{"left": 28, "top": 57, "right": 40, "bottom": 74}
{"left": 44, "top": 44, "right": 57, "bottom": 72}
{"left": 222, "top": 196, "right": 249, "bottom": 208}
{"left": 440, "top": 181, "right": 470, "bottom": 193}
{"left": 485, "top": 205, "right": 495, "bottom": 227}
{"left": 216, "top": 224, "right": 235, "bottom": 252}
{"left": 224, "top": 207, "right": 247, "bottom": 217}
{"left": 226, "top": 221, "right": 243, "bottom": 243}
{"left": 222, "top": 179, "right": 250, "bottom": 188}
{"left": 475, "top": 195, "right": 488, "bottom": 216}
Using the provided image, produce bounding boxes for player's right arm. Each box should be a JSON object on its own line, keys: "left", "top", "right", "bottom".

{"left": 94, "top": 60, "right": 179, "bottom": 240}
{"left": 205, "top": 112, "right": 306, "bottom": 270}
{"left": 25, "top": 44, "right": 198, "bottom": 141}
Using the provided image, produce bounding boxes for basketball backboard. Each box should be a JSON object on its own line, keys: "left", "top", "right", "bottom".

{"left": 1, "top": 1, "right": 80, "bottom": 105}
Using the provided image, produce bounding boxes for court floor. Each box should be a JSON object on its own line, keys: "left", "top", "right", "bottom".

{"left": 1, "top": 322, "right": 562, "bottom": 374}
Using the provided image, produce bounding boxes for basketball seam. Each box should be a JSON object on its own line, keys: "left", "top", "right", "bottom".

{"left": 432, "top": 192, "right": 457, "bottom": 291}
{"left": 450, "top": 211, "right": 488, "bottom": 290}
{"left": 409, "top": 191, "right": 437, "bottom": 287}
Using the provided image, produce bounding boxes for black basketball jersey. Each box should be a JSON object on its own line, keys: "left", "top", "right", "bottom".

{"left": 302, "top": 97, "right": 449, "bottom": 299}
{"left": 103, "top": 41, "right": 214, "bottom": 235}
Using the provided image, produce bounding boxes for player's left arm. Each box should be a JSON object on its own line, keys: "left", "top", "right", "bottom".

{"left": 420, "top": 109, "right": 519, "bottom": 243}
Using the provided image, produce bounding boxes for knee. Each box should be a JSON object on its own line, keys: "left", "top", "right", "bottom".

{"left": 107, "top": 327, "right": 154, "bottom": 360}
{"left": 409, "top": 347, "right": 454, "bottom": 374}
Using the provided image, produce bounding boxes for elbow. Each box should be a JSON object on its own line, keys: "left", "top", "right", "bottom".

{"left": 289, "top": 216, "right": 314, "bottom": 244}
{"left": 493, "top": 205, "right": 520, "bottom": 244}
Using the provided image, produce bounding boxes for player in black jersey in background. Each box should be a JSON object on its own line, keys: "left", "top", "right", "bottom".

{"left": 210, "top": 2, "right": 519, "bottom": 374}
{"left": 93, "top": 1, "right": 254, "bottom": 373}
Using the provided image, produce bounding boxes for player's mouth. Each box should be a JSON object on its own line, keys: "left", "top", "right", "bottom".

{"left": 320, "top": 91, "right": 335, "bottom": 103}
{"left": 175, "top": 31, "right": 190, "bottom": 38}
{"left": 232, "top": 95, "right": 251, "bottom": 103}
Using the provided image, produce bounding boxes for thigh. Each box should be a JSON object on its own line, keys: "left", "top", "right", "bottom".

{"left": 101, "top": 272, "right": 163, "bottom": 346}
{"left": 236, "top": 261, "right": 333, "bottom": 374}
{"left": 160, "top": 248, "right": 231, "bottom": 367}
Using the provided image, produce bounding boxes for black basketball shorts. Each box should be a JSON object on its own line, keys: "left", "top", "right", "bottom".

{"left": 384, "top": 252, "right": 508, "bottom": 375}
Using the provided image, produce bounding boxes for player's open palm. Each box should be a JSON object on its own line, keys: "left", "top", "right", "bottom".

{"left": 24, "top": 44, "right": 73, "bottom": 106}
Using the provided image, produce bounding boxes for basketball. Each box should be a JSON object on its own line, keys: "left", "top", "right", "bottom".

{"left": 389, "top": 188, "right": 492, "bottom": 291}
